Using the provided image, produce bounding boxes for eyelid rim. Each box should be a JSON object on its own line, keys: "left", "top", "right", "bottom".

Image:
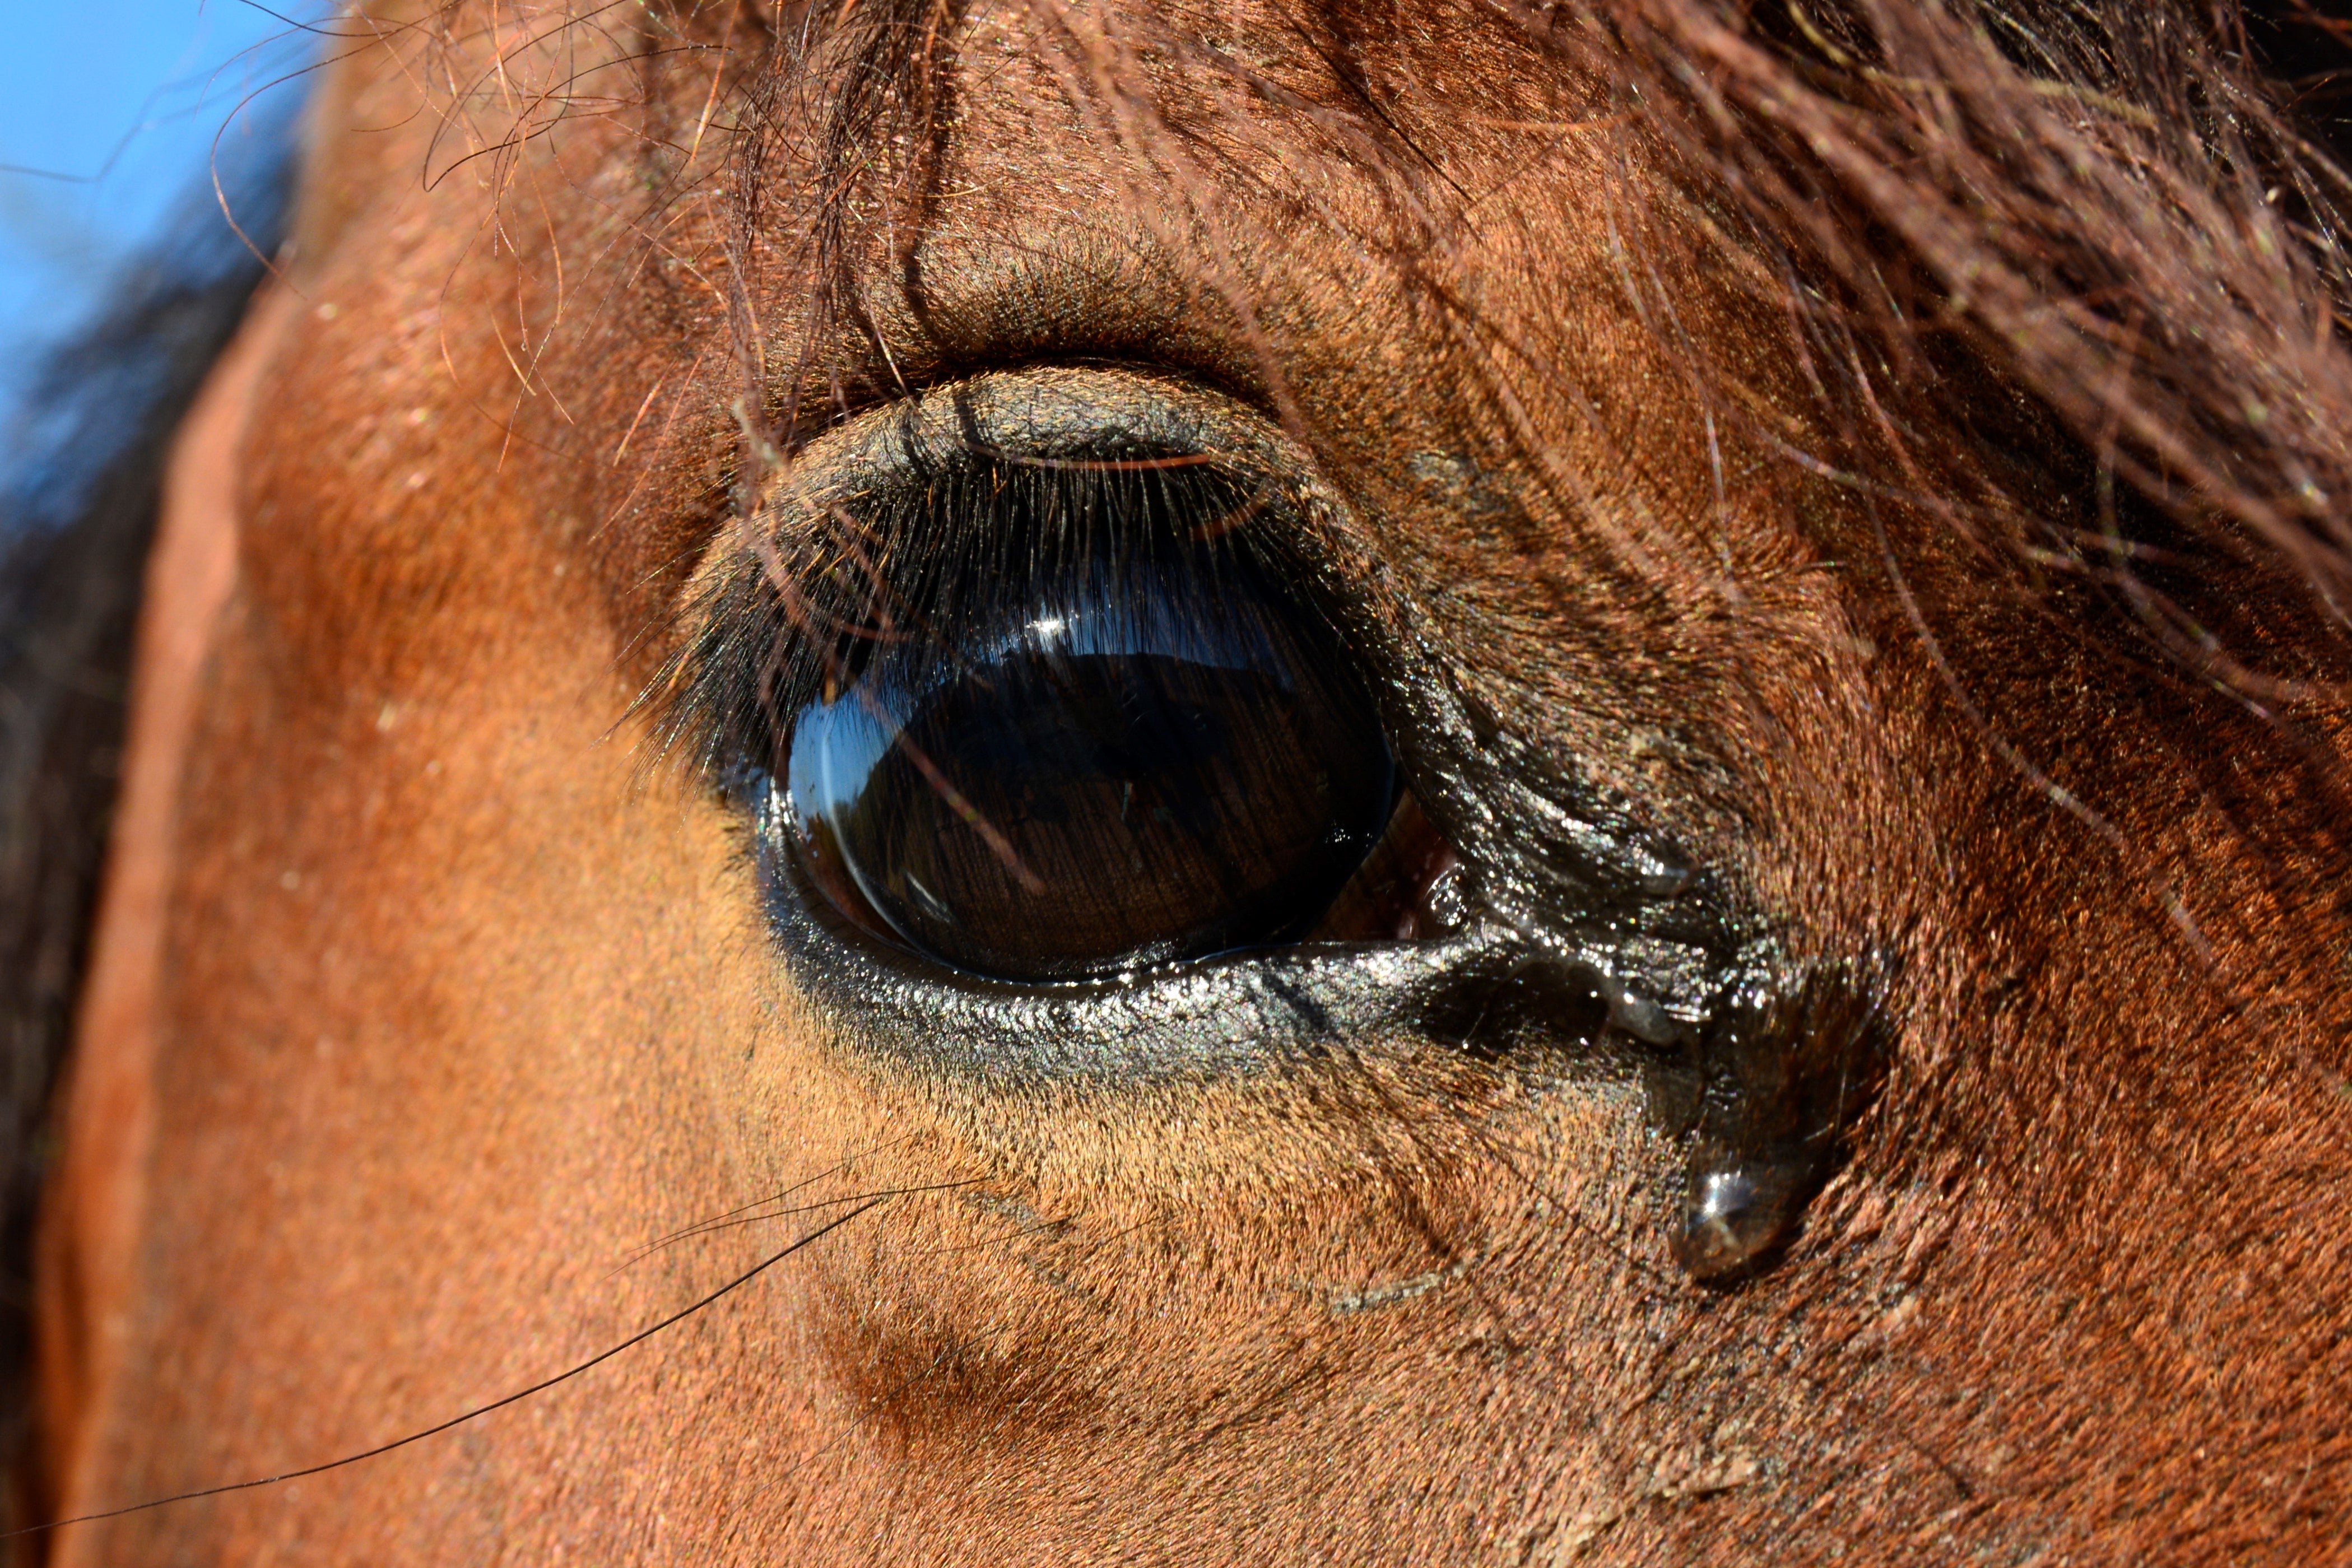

{"left": 752, "top": 770, "right": 1530, "bottom": 1083}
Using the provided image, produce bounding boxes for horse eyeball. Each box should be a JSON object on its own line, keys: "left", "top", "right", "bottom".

{"left": 781, "top": 469, "right": 1395, "bottom": 983}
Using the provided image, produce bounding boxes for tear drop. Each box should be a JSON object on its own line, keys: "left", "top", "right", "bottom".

{"left": 1653, "top": 956, "right": 1893, "bottom": 1285}
{"left": 1672, "top": 1147, "right": 1814, "bottom": 1281}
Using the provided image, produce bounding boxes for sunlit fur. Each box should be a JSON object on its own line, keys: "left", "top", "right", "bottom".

{"left": 31, "top": 0, "right": 2352, "bottom": 1561}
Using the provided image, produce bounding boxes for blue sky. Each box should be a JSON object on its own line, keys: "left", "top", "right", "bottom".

{"left": 0, "top": 2, "right": 317, "bottom": 425}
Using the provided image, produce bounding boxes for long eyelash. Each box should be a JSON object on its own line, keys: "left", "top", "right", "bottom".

{"left": 641, "top": 431, "right": 1294, "bottom": 796}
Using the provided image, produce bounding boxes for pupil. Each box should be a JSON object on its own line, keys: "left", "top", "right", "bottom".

{"left": 782, "top": 463, "right": 1393, "bottom": 981}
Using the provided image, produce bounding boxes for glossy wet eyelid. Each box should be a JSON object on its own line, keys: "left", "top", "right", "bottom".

{"left": 641, "top": 367, "right": 1367, "bottom": 791}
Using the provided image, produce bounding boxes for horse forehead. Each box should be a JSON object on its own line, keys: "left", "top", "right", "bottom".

{"left": 277, "top": 1, "right": 1786, "bottom": 555}
{"left": 884, "top": 12, "right": 1754, "bottom": 499}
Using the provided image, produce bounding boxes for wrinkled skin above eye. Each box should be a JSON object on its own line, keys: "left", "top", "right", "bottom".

{"left": 783, "top": 457, "right": 1396, "bottom": 981}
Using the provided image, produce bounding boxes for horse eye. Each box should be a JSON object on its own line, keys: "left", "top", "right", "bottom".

{"left": 780, "top": 461, "right": 1396, "bottom": 982}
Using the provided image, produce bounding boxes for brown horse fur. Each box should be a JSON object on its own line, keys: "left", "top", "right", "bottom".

{"left": 27, "top": 0, "right": 2352, "bottom": 1560}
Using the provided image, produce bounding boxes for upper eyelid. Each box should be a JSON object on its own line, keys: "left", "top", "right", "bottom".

{"left": 639, "top": 366, "right": 1376, "bottom": 790}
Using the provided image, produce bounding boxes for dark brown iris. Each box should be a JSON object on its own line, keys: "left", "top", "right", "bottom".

{"left": 782, "top": 470, "right": 1393, "bottom": 981}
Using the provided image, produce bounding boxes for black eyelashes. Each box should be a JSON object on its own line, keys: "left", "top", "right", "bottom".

{"left": 650, "top": 370, "right": 1891, "bottom": 1281}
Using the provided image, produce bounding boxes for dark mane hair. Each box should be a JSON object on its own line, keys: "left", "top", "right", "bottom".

{"left": 736, "top": 0, "right": 2352, "bottom": 624}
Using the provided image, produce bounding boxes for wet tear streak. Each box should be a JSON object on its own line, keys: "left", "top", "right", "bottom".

{"left": 1646, "top": 958, "right": 1894, "bottom": 1283}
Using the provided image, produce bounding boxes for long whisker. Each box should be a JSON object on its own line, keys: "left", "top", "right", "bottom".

{"left": 604, "top": 1177, "right": 984, "bottom": 1278}
{"left": 10, "top": 1197, "right": 892, "bottom": 1540}
{"left": 611, "top": 1130, "right": 930, "bottom": 1263}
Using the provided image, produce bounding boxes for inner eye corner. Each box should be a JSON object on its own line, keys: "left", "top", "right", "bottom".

{"left": 1301, "top": 788, "right": 1471, "bottom": 947}
{"left": 697, "top": 381, "right": 1444, "bottom": 989}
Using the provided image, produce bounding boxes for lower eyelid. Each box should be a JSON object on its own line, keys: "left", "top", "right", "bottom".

{"left": 752, "top": 784, "right": 1509, "bottom": 1081}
